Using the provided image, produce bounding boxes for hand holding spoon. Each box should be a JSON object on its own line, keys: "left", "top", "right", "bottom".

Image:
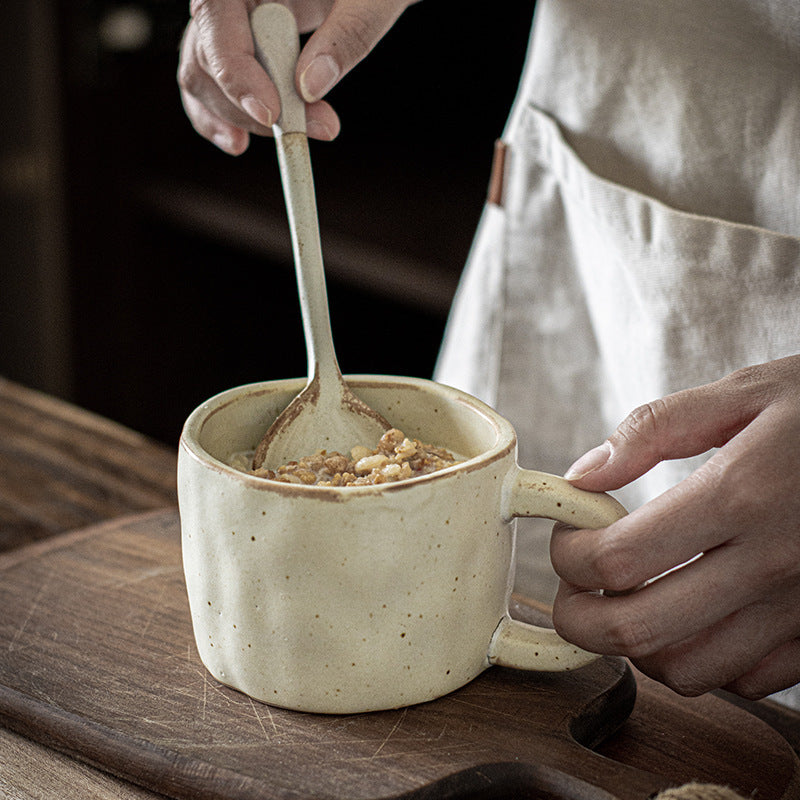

{"left": 250, "top": 4, "right": 390, "bottom": 470}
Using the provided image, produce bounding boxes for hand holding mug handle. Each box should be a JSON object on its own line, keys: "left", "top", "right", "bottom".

{"left": 489, "top": 469, "right": 627, "bottom": 671}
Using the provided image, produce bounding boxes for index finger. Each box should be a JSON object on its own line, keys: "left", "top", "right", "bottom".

{"left": 191, "top": 0, "right": 280, "bottom": 128}
{"left": 552, "top": 399, "right": 792, "bottom": 593}
{"left": 550, "top": 461, "right": 730, "bottom": 593}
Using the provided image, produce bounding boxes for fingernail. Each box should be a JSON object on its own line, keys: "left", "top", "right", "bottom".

{"left": 299, "top": 54, "right": 339, "bottom": 102}
{"left": 306, "top": 118, "right": 334, "bottom": 140}
{"left": 241, "top": 95, "right": 273, "bottom": 127}
{"left": 564, "top": 442, "right": 611, "bottom": 480}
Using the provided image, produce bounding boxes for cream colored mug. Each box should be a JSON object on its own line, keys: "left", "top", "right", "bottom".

{"left": 178, "top": 376, "right": 626, "bottom": 714}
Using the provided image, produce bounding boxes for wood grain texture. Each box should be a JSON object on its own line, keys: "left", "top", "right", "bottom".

{"left": 0, "top": 379, "right": 799, "bottom": 800}
{"left": 0, "top": 510, "right": 798, "bottom": 800}
{"left": 597, "top": 674, "right": 800, "bottom": 797}
{"left": 0, "top": 510, "right": 641, "bottom": 800}
{"left": 0, "top": 727, "right": 161, "bottom": 800}
{"left": 0, "top": 377, "right": 177, "bottom": 551}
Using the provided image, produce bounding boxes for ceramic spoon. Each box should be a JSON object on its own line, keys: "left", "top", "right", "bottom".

{"left": 250, "top": 4, "right": 390, "bottom": 470}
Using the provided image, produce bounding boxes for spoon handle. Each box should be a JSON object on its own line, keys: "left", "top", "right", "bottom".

{"left": 250, "top": 4, "right": 305, "bottom": 134}
{"left": 251, "top": 4, "right": 341, "bottom": 384}
{"left": 276, "top": 133, "right": 341, "bottom": 383}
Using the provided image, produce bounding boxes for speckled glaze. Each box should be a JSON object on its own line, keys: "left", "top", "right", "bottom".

{"left": 178, "top": 376, "right": 626, "bottom": 714}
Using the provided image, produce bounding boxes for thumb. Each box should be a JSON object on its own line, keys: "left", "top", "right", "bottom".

{"left": 296, "top": 0, "right": 412, "bottom": 102}
{"left": 563, "top": 375, "right": 760, "bottom": 492}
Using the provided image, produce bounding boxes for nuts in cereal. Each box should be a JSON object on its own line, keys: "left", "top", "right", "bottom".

{"left": 243, "top": 429, "right": 461, "bottom": 486}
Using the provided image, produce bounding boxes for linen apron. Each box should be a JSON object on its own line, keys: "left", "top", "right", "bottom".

{"left": 435, "top": 0, "right": 800, "bottom": 706}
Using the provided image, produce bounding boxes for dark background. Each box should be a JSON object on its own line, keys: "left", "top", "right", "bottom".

{"left": 1, "top": 1, "right": 533, "bottom": 445}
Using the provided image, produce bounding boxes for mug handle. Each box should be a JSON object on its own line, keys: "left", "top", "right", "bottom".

{"left": 487, "top": 468, "right": 627, "bottom": 672}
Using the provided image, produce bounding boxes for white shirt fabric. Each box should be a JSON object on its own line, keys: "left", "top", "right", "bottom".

{"left": 435, "top": 0, "right": 800, "bottom": 707}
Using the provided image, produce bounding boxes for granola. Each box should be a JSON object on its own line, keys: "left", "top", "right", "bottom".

{"left": 231, "top": 429, "right": 461, "bottom": 486}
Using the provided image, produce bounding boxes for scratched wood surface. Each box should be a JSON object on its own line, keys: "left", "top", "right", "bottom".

{"left": 1, "top": 510, "right": 799, "bottom": 800}
{"left": 1, "top": 377, "right": 799, "bottom": 800}
{"left": 0, "top": 378, "right": 178, "bottom": 799}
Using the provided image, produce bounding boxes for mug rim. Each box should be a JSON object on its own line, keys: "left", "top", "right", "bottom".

{"left": 179, "top": 375, "right": 517, "bottom": 494}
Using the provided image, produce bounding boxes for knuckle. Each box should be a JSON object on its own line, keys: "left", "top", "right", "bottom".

{"left": 695, "top": 454, "right": 761, "bottom": 524}
{"left": 725, "top": 675, "right": 776, "bottom": 700}
{"left": 604, "top": 611, "right": 659, "bottom": 658}
{"left": 329, "top": 7, "right": 385, "bottom": 62}
{"left": 550, "top": 597, "right": 590, "bottom": 650}
{"left": 657, "top": 664, "right": 711, "bottom": 697}
{"left": 208, "top": 55, "right": 250, "bottom": 94}
{"left": 176, "top": 60, "right": 201, "bottom": 95}
{"left": 615, "top": 399, "right": 669, "bottom": 453}
{"left": 336, "top": 16, "right": 371, "bottom": 58}
{"left": 189, "top": 0, "right": 220, "bottom": 21}
{"left": 725, "top": 362, "right": 768, "bottom": 393}
{"left": 589, "top": 533, "right": 639, "bottom": 592}
{"left": 637, "top": 652, "right": 713, "bottom": 696}
{"left": 726, "top": 675, "right": 770, "bottom": 701}
{"left": 721, "top": 362, "right": 781, "bottom": 408}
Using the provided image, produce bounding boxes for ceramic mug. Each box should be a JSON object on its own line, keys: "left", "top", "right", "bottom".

{"left": 178, "top": 376, "right": 626, "bottom": 714}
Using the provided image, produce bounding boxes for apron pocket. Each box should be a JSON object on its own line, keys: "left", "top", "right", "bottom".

{"left": 512, "top": 103, "right": 800, "bottom": 410}
{"left": 497, "top": 103, "right": 800, "bottom": 507}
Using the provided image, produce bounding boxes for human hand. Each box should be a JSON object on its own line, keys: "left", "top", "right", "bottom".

{"left": 178, "top": 0, "right": 413, "bottom": 154}
{"left": 550, "top": 355, "right": 800, "bottom": 700}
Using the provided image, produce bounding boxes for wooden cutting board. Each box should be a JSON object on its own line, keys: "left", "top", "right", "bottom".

{"left": 0, "top": 510, "right": 797, "bottom": 800}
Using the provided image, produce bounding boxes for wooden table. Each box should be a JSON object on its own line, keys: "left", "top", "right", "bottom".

{"left": 1, "top": 376, "right": 799, "bottom": 800}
